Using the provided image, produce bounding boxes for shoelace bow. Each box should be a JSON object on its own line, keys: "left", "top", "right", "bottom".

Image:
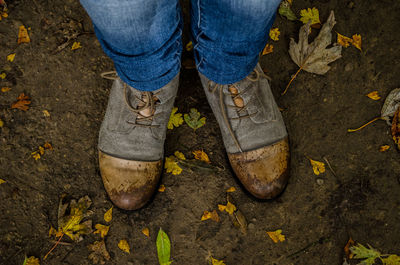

{"left": 208, "top": 69, "right": 268, "bottom": 152}
{"left": 101, "top": 71, "right": 160, "bottom": 128}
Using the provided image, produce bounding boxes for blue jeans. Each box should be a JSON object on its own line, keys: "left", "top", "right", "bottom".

{"left": 80, "top": 0, "right": 281, "bottom": 91}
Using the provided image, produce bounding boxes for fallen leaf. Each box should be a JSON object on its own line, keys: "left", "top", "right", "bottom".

{"left": 184, "top": 108, "right": 206, "bottom": 130}
{"left": 142, "top": 227, "right": 150, "bottom": 237}
{"left": 0, "top": 73, "right": 6, "bottom": 79}
{"left": 278, "top": 0, "right": 297, "bottom": 21}
{"left": 218, "top": 204, "right": 226, "bottom": 212}
{"left": 1, "top": 87, "right": 11, "bottom": 92}
{"left": 285, "top": 11, "right": 341, "bottom": 95}
{"left": 269, "top": 28, "right": 280, "bottom": 41}
{"left": 230, "top": 209, "right": 248, "bottom": 234}
{"left": 219, "top": 202, "right": 237, "bottom": 215}
{"left": 211, "top": 257, "right": 226, "bottom": 265}
{"left": 11, "top": 93, "right": 31, "bottom": 111}
{"left": 104, "top": 207, "right": 112, "bottom": 222}
{"left": 226, "top": 187, "right": 236, "bottom": 192}
{"left": 174, "top": 151, "right": 186, "bottom": 160}
{"left": 300, "top": 7, "right": 321, "bottom": 26}
{"left": 367, "top": 91, "right": 380, "bottom": 100}
{"left": 118, "top": 239, "right": 130, "bottom": 254}
{"left": 158, "top": 184, "right": 166, "bottom": 192}
{"left": 164, "top": 156, "right": 182, "bottom": 175}
{"left": 157, "top": 228, "right": 172, "bottom": 265}
{"left": 0, "top": 178, "right": 6, "bottom": 184}
{"left": 344, "top": 237, "right": 355, "bottom": 259}
{"left": 42, "top": 110, "right": 50, "bottom": 117}
{"left": 308, "top": 158, "right": 325, "bottom": 175}
{"left": 185, "top": 41, "right": 193, "bottom": 51}
{"left": 391, "top": 106, "right": 400, "bottom": 150}
{"left": 7, "top": 53, "right": 15, "bottom": 62}
{"left": 381, "top": 255, "right": 400, "bottom": 265}
{"left": 168, "top": 107, "right": 183, "bottom": 130}
{"left": 337, "top": 32, "right": 352, "bottom": 48}
{"left": 192, "top": 150, "right": 210, "bottom": 163}
{"left": 94, "top": 224, "right": 109, "bottom": 238}
{"left": 18, "top": 25, "right": 30, "bottom": 44}
{"left": 266, "top": 229, "right": 285, "bottom": 243}
{"left": 23, "top": 256, "right": 40, "bottom": 265}
{"left": 39, "top": 146, "right": 45, "bottom": 155}
{"left": 262, "top": 44, "right": 274, "bottom": 55}
{"left": 352, "top": 34, "right": 362, "bottom": 51}
{"left": 71, "top": 41, "right": 82, "bottom": 50}
{"left": 57, "top": 195, "right": 93, "bottom": 241}
{"left": 381, "top": 88, "right": 400, "bottom": 124}
{"left": 88, "top": 240, "right": 110, "bottom": 264}
{"left": 379, "top": 145, "right": 390, "bottom": 152}
{"left": 32, "top": 152, "right": 40, "bottom": 160}
{"left": 44, "top": 142, "right": 53, "bottom": 150}
{"left": 350, "top": 243, "right": 381, "bottom": 265}
{"left": 201, "top": 210, "right": 220, "bottom": 222}
{"left": 0, "top": 118, "right": 3, "bottom": 127}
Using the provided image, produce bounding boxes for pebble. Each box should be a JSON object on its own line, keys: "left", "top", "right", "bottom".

{"left": 345, "top": 63, "right": 353, "bottom": 72}
{"left": 316, "top": 178, "right": 324, "bottom": 185}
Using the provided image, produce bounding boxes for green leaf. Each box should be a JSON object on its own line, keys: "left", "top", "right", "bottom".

{"left": 184, "top": 108, "right": 206, "bottom": 130}
{"left": 350, "top": 243, "right": 381, "bottom": 265}
{"left": 382, "top": 255, "right": 400, "bottom": 265}
{"left": 278, "top": 1, "right": 297, "bottom": 21}
{"left": 156, "top": 228, "right": 172, "bottom": 265}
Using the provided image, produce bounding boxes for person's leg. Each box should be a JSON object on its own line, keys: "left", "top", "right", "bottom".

{"left": 81, "top": 0, "right": 182, "bottom": 91}
{"left": 191, "top": 0, "right": 290, "bottom": 199}
{"left": 81, "top": 0, "right": 182, "bottom": 210}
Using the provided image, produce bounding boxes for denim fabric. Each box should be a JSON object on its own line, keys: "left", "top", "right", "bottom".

{"left": 81, "top": 0, "right": 280, "bottom": 91}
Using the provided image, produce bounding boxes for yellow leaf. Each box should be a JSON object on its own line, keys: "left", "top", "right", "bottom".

{"left": 201, "top": 210, "right": 212, "bottom": 221}
{"left": 104, "top": 207, "right": 113, "bottom": 222}
{"left": 71, "top": 41, "right": 82, "bottom": 50}
{"left": 142, "top": 227, "right": 150, "bottom": 237}
{"left": 379, "top": 145, "right": 390, "bottom": 152}
{"left": 118, "top": 239, "right": 130, "bottom": 253}
{"left": 164, "top": 156, "right": 182, "bottom": 175}
{"left": 0, "top": 73, "right": 6, "bottom": 79}
{"left": 351, "top": 34, "right": 362, "bottom": 51}
{"left": 300, "top": 7, "right": 321, "bottom": 25}
{"left": 266, "top": 229, "right": 285, "bottom": 243}
{"left": 11, "top": 93, "right": 31, "bottom": 111}
{"left": 269, "top": 28, "right": 280, "bottom": 41}
{"left": 42, "top": 110, "right": 50, "bottom": 117}
{"left": 32, "top": 152, "right": 41, "bottom": 160}
{"left": 7, "top": 53, "right": 15, "bottom": 62}
{"left": 94, "top": 224, "right": 110, "bottom": 238}
{"left": 287, "top": 0, "right": 293, "bottom": 4}
{"left": 308, "top": 158, "right": 325, "bottom": 175}
{"left": 174, "top": 151, "right": 186, "bottom": 160}
{"left": 381, "top": 254, "right": 400, "bottom": 265}
{"left": 218, "top": 204, "right": 226, "bottom": 212}
{"left": 185, "top": 41, "right": 193, "bottom": 51}
{"left": 192, "top": 150, "right": 210, "bottom": 163}
{"left": 158, "top": 184, "right": 166, "bottom": 192}
{"left": 1, "top": 87, "right": 11, "bottom": 92}
{"left": 337, "top": 32, "right": 352, "bottom": 48}
{"left": 17, "top": 25, "right": 30, "bottom": 44}
{"left": 262, "top": 44, "right": 274, "bottom": 55}
{"left": 225, "top": 202, "right": 236, "bottom": 214}
{"left": 0, "top": 118, "right": 3, "bottom": 128}
{"left": 201, "top": 210, "right": 220, "bottom": 222}
{"left": 168, "top": 107, "right": 183, "bottom": 129}
{"left": 211, "top": 257, "right": 226, "bottom": 265}
{"left": 366, "top": 91, "right": 381, "bottom": 100}
{"left": 44, "top": 142, "right": 53, "bottom": 150}
{"left": 39, "top": 146, "right": 45, "bottom": 155}
{"left": 226, "top": 187, "right": 236, "bottom": 192}
{"left": 23, "top": 256, "right": 40, "bottom": 265}
{"left": 0, "top": 178, "right": 6, "bottom": 184}
{"left": 49, "top": 226, "right": 57, "bottom": 237}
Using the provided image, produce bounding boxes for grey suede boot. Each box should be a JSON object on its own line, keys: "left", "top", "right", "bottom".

{"left": 199, "top": 64, "right": 290, "bottom": 199}
{"left": 98, "top": 72, "right": 179, "bottom": 210}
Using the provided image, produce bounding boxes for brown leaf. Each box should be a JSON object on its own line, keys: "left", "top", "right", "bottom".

{"left": 17, "top": 25, "right": 30, "bottom": 44}
{"left": 11, "top": 93, "right": 31, "bottom": 111}
{"left": 391, "top": 106, "right": 400, "bottom": 150}
{"left": 344, "top": 237, "right": 355, "bottom": 259}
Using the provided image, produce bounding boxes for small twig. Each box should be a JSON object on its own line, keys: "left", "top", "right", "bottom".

{"left": 287, "top": 237, "right": 329, "bottom": 258}
{"left": 322, "top": 156, "right": 337, "bottom": 178}
{"left": 347, "top": 116, "right": 382, "bottom": 132}
{"left": 282, "top": 66, "right": 303, "bottom": 95}
{"left": 49, "top": 240, "right": 72, "bottom": 246}
{"left": 44, "top": 233, "right": 64, "bottom": 260}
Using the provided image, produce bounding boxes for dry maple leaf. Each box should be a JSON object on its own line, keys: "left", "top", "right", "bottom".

{"left": 284, "top": 11, "right": 342, "bottom": 95}
{"left": 93, "top": 224, "right": 109, "bottom": 238}
{"left": 201, "top": 210, "right": 220, "bottom": 222}
{"left": 11, "top": 93, "right": 31, "bottom": 111}
{"left": 266, "top": 229, "right": 285, "bottom": 243}
{"left": 351, "top": 34, "right": 362, "bottom": 51}
{"left": 262, "top": 44, "right": 273, "bottom": 55}
{"left": 192, "top": 150, "right": 210, "bottom": 163}
{"left": 337, "top": 32, "right": 353, "bottom": 48}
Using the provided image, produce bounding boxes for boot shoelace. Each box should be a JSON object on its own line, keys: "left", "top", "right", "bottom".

{"left": 208, "top": 69, "right": 264, "bottom": 153}
{"left": 101, "top": 71, "right": 160, "bottom": 128}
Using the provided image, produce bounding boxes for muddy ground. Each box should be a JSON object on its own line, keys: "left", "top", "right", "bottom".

{"left": 1, "top": 0, "right": 399, "bottom": 264}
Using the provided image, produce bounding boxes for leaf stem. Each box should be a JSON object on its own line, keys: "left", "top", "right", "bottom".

{"left": 347, "top": 117, "right": 382, "bottom": 133}
{"left": 282, "top": 66, "right": 303, "bottom": 95}
{"left": 44, "top": 233, "right": 64, "bottom": 260}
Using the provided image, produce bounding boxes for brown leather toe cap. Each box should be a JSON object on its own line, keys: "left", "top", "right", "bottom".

{"left": 228, "top": 138, "right": 290, "bottom": 199}
{"left": 99, "top": 151, "right": 162, "bottom": 210}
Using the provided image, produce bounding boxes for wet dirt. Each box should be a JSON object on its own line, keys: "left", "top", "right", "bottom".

{"left": 0, "top": 0, "right": 399, "bottom": 264}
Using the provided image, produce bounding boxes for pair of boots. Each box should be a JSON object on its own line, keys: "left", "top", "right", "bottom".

{"left": 98, "top": 64, "right": 289, "bottom": 210}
